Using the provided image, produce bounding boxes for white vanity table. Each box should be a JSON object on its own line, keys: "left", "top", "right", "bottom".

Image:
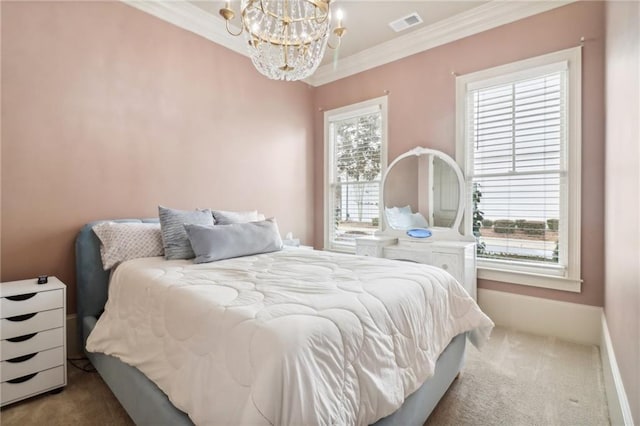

{"left": 356, "top": 236, "right": 476, "bottom": 300}
{"left": 355, "top": 147, "right": 477, "bottom": 300}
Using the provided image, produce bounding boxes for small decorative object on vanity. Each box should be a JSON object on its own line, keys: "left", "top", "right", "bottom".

{"left": 356, "top": 147, "right": 477, "bottom": 300}
{"left": 0, "top": 277, "right": 67, "bottom": 406}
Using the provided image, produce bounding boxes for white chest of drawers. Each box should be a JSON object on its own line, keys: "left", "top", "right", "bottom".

{"left": 356, "top": 236, "right": 477, "bottom": 300}
{"left": 0, "top": 277, "right": 67, "bottom": 406}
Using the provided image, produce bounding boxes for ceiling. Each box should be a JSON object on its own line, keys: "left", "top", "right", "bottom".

{"left": 125, "top": 0, "right": 574, "bottom": 86}
{"left": 191, "top": 1, "right": 488, "bottom": 66}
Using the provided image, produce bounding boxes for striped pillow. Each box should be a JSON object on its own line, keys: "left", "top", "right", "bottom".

{"left": 158, "top": 206, "right": 214, "bottom": 260}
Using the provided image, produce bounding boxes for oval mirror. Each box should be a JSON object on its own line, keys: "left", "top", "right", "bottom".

{"left": 382, "top": 147, "right": 465, "bottom": 234}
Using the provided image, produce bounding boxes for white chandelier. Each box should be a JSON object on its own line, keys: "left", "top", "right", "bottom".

{"left": 219, "top": 0, "right": 346, "bottom": 81}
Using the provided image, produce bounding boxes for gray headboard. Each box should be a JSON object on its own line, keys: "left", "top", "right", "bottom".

{"left": 75, "top": 218, "right": 159, "bottom": 345}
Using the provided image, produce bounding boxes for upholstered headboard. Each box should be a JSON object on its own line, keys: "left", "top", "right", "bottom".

{"left": 75, "top": 218, "right": 159, "bottom": 345}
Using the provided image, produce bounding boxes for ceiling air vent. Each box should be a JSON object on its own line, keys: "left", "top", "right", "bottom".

{"left": 389, "top": 12, "right": 423, "bottom": 33}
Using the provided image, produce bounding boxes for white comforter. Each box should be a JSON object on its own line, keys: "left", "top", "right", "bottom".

{"left": 87, "top": 249, "right": 493, "bottom": 425}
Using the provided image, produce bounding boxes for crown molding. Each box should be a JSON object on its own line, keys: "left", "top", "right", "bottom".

{"left": 307, "top": 0, "right": 577, "bottom": 86}
{"left": 123, "top": 0, "right": 248, "bottom": 57}
{"left": 123, "top": 0, "right": 576, "bottom": 88}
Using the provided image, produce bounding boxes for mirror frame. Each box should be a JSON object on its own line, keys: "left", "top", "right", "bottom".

{"left": 381, "top": 146, "right": 466, "bottom": 235}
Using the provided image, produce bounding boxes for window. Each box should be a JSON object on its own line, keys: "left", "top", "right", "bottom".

{"left": 456, "top": 48, "right": 581, "bottom": 292}
{"left": 324, "top": 96, "right": 388, "bottom": 252}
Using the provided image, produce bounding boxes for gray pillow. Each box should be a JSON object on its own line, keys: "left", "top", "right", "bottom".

{"left": 158, "top": 206, "right": 214, "bottom": 260}
{"left": 185, "top": 218, "right": 283, "bottom": 263}
{"left": 212, "top": 210, "right": 265, "bottom": 225}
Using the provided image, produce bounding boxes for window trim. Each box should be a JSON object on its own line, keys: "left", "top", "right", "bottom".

{"left": 324, "top": 96, "right": 388, "bottom": 253}
{"left": 455, "top": 47, "right": 582, "bottom": 292}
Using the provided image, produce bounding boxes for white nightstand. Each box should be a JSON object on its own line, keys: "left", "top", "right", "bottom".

{"left": 0, "top": 277, "right": 67, "bottom": 406}
{"left": 283, "top": 239, "right": 314, "bottom": 250}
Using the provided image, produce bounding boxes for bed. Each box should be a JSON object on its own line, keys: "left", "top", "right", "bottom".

{"left": 76, "top": 218, "right": 493, "bottom": 425}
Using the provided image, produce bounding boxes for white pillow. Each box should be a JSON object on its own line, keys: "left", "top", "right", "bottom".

{"left": 92, "top": 222, "right": 164, "bottom": 270}
{"left": 385, "top": 206, "right": 429, "bottom": 230}
{"left": 385, "top": 206, "right": 410, "bottom": 229}
{"left": 212, "top": 210, "right": 265, "bottom": 225}
{"left": 385, "top": 205, "right": 411, "bottom": 215}
{"left": 409, "top": 212, "right": 429, "bottom": 228}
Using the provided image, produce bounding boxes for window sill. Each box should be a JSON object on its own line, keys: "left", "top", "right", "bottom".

{"left": 478, "top": 267, "right": 582, "bottom": 293}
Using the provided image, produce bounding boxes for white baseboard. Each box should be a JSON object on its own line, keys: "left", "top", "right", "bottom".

{"left": 600, "top": 313, "right": 634, "bottom": 426}
{"left": 66, "top": 314, "right": 81, "bottom": 357}
{"left": 477, "top": 288, "right": 602, "bottom": 345}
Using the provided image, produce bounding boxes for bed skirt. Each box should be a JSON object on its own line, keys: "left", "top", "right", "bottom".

{"left": 83, "top": 316, "right": 465, "bottom": 426}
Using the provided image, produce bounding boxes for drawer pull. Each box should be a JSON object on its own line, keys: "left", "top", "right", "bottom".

{"left": 6, "top": 313, "right": 37, "bottom": 322}
{"left": 5, "top": 293, "right": 37, "bottom": 301}
{"left": 6, "top": 372, "right": 38, "bottom": 384}
{"left": 442, "top": 264, "right": 449, "bottom": 270}
{"left": 6, "top": 352, "right": 38, "bottom": 363}
{"left": 6, "top": 332, "right": 37, "bottom": 343}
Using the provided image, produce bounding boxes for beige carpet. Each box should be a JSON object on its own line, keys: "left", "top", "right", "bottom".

{"left": 1, "top": 327, "right": 609, "bottom": 426}
{"left": 0, "top": 359, "right": 132, "bottom": 426}
{"left": 426, "top": 327, "right": 609, "bottom": 426}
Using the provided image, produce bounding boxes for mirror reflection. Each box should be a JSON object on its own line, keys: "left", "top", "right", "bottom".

{"left": 383, "top": 153, "right": 460, "bottom": 230}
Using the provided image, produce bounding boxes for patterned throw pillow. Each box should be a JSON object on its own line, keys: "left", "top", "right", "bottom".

{"left": 92, "top": 222, "right": 164, "bottom": 270}
{"left": 158, "top": 206, "right": 214, "bottom": 260}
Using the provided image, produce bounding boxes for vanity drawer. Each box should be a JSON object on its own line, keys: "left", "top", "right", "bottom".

{"left": 1, "top": 346, "right": 64, "bottom": 382}
{"left": 384, "top": 247, "right": 431, "bottom": 264}
{"left": 1, "top": 327, "right": 64, "bottom": 362}
{"left": 432, "top": 252, "right": 462, "bottom": 283}
{"left": 356, "top": 237, "right": 397, "bottom": 258}
{"left": 1, "top": 290, "right": 64, "bottom": 319}
{"left": 1, "top": 309, "right": 64, "bottom": 340}
{"left": 356, "top": 245, "right": 379, "bottom": 257}
{"left": 1, "top": 366, "right": 65, "bottom": 406}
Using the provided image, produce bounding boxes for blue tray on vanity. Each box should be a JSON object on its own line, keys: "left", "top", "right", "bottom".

{"left": 406, "top": 228, "right": 432, "bottom": 238}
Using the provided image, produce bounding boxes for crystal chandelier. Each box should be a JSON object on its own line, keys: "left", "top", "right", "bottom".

{"left": 219, "top": 0, "right": 346, "bottom": 81}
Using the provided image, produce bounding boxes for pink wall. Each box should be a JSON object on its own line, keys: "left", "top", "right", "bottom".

{"left": 313, "top": 1, "right": 605, "bottom": 306}
{"left": 1, "top": 1, "right": 609, "bottom": 313}
{"left": 0, "top": 1, "right": 315, "bottom": 313}
{"left": 605, "top": 1, "right": 639, "bottom": 422}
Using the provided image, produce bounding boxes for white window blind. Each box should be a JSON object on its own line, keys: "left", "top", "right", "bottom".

{"left": 325, "top": 98, "right": 386, "bottom": 251}
{"left": 457, "top": 47, "right": 581, "bottom": 291}
{"left": 467, "top": 68, "right": 567, "bottom": 270}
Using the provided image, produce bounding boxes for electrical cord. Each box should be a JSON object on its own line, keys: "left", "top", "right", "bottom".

{"left": 67, "top": 356, "right": 96, "bottom": 373}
